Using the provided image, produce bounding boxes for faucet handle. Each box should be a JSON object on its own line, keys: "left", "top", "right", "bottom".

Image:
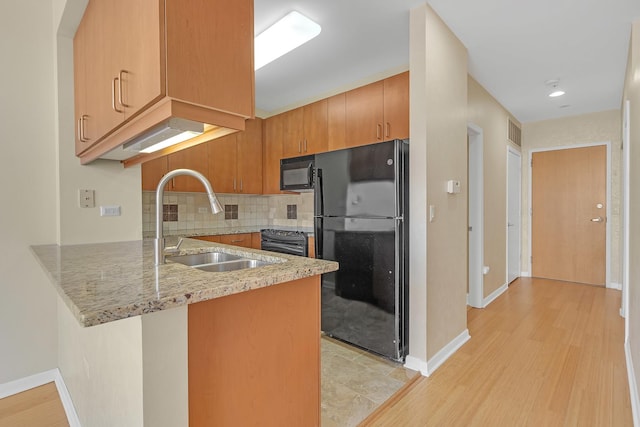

{"left": 164, "top": 237, "right": 184, "bottom": 254}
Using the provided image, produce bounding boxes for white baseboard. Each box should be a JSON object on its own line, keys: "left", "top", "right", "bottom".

{"left": 0, "top": 369, "right": 80, "bottom": 426}
{"left": 608, "top": 282, "right": 622, "bottom": 290}
{"left": 425, "top": 329, "right": 471, "bottom": 376}
{"left": 626, "top": 342, "right": 640, "bottom": 427}
{"left": 520, "top": 271, "right": 530, "bottom": 277}
{"left": 483, "top": 283, "right": 508, "bottom": 308}
{"left": 404, "top": 355, "right": 429, "bottom": 376}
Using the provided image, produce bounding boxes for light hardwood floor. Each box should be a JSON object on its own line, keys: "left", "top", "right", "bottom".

{"left": 363, "top": 277, "right": 632, "bottom": 426}
{"left": 0, "top": 382, "right": 68, "bottom": 427}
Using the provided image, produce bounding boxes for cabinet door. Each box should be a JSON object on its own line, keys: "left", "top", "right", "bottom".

{"left": 141, "top": 156, "right": 168, "bottom": 191}
{"left": 383, "top": 72, "right": 409, "bottom": 140}
{"left": 167, "top": 143, "right": 209, "bottom": 192}
{"left": 192, "top": 235, "right": 221, "bottom": 243}
{"left": 263, "top": 114, "right": 284, "bottom": 194}
{"left": 237, "top": 118, "right": 263, "bottom": 194}
{"left": 327, "top": 93, "right": 346, "bottom": 152}
{"left": 282, "top": 108, "right": 304, "bottom": 158}
{"left": 73, "top": 8, "right": 90, "bottom": 155}
{"left": 345, "top": 81, "right": 384, "bottom": 148}
{"left": 115, "top": 0, "right": 163, "bottom": 119}
{"left": 251, "top": 232, "right": 262, "bottom": 249}
{"left": 302, "top": 99, "right": 328, "bottom": 155}
{"left": 208, "top": 134, "right": 238, "bottom": 194}
{"left": 307, "top": 236, "right": 315, "bottom": 258}
{"left": 220, "top": 233, "right": 252, "bottom": 248}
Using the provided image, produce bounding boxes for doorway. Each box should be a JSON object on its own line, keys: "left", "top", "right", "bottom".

{"left": 530, "top": 144, "right": 610, "bottom": 286}
{"left": 507, "top": 147, "right": 521, "bottom": 284}
{"left": 468, "top": 124, "right": 483, "bottom": 308}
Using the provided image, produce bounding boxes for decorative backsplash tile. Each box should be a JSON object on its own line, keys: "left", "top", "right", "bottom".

{"left": 142, "top": 192, "right": 314, "bottom": 234}
{"left": 163, "top": 204, "right": 178, "bottom": 222}
{"left": 287, "top": 204, "right": 297, "bottom": 219}
{"left": 224, "top": 204, "right": 239, "bottom": 220}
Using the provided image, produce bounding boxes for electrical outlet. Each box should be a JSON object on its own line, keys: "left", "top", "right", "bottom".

{"left": 100, "top": 205, "right": 121, "bottom": 217}
{"left": 79, "top": 189, "right": 95, "bottom": 208}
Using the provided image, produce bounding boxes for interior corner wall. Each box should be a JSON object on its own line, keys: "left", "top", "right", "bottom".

{"left": 467, "top": 76, "right": 519, "bottom": 297}
{"left": 423, "top": 4, "right": 468, "bottom": 361}
{"left": 521, "top": 110, "right": 622, "bottom": 283}
{"left": 623, "top": 18, "right": 640, "bottom": 421}
{"left": 0, "top": 0, "right": 59, "bottom": 384}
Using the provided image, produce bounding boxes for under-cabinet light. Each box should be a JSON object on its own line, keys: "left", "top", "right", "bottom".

{"left": 255, "top": 11, "right": 321, "bottom": 71}
{"left": 123, "top": 118, "right": 204, "bottom": 154}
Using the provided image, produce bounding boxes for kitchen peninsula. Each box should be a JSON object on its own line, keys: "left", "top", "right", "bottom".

{"left": 31, "top": 237, "right": 337, "bottom": 426}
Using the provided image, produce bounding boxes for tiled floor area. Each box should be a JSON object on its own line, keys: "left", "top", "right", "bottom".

{"left": 321, "top": 336, "right": 418, "bottom": 427}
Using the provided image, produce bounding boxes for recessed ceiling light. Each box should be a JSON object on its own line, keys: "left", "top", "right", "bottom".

{"left": 545, "top": 79, "right": 566, "bottom": 98}
{"left": 255, "top": 11, "right": 321, "bottom": 71}
{"left": 549, "top": 90, "right": 566, "bottom": 98}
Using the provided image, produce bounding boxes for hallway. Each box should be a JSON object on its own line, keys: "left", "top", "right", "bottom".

{"left": 364, "top": 278, "right": 632, "bottom": 426}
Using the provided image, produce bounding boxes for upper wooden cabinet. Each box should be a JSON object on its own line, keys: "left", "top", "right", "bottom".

{"left": 167, "top": 143, "right": 209, "bottom": 192}
{"left": 282, "top": 100, "right": 328, "bottom": 158}
{"left": 344, "top": 72, "right": 409, "bottom": 148}
{"left": 141, "top": 156, "right": 168, "bottom": 191}
{"left": 263, "top": 114, "right": 285, "bottom": 195}
{"left": 209, "top": 118, "right": 263, "bottom": 194}
{"left": 74, "top": 0, "right": 254, "bottom": 163}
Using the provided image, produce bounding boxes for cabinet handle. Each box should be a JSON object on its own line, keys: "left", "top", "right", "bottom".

{"left": 231, "top": 239, "right": 243, "bottom": 243}
{"left": 376, "top": 123, "right": 382, "bottom": 139}
{"left": 78, "top": 115, "right": 89, "bottom": 142}
{"left": 171, "top": 178, "right": 175, "bottom": 189}
{"left": 112, "top": 77, "right": 124, "bottom": 113}
{"left": 233, "top": 178, "right": 237, "bottom": 191}
{"left": 304, "top": 139, "right": 308, "bottom": 152}
{"left": 240, "top": 179, "right": 243, "bottom": 192}
{"left": 385, "top": 122, "right": 390, "bottom": 138}
{"left": 77, "top": 118, "right": 84, "bottom": 142}
{"left": 118, "top": 70, "right": 130, "bottom": 108}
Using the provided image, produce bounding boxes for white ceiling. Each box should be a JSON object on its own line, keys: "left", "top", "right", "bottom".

{"left": 254, "top": 0, "right": 640, "bottom": 123}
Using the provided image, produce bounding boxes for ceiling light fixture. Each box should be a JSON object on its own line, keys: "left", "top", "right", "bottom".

{"left": 545, "top": 79, "right": 566, "bottom": 98}
{"left": 255, "top": 11, "right": 321, "bottom": 71}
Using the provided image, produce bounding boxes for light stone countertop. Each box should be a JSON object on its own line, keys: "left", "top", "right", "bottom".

{"left": 143, "top": 225, "right": 314, "bottom": 239}
{"left": 31, "top": 238, "right": 337, "bottom": 327}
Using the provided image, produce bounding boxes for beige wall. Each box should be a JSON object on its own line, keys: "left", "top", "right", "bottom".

{"left": 467, "top": 76, "right": 521, "bottom": 297}
{"left": 0, "top": 0, "right": 59, "bottom": 384}
{"left": 409, "top": 3, "right": 468, "bottom": 365}
{"left": 521, "top": 110, "right": 622, "bottom": 284}
{"left": 623, "top": 18, "right": 640, "bottom": 417}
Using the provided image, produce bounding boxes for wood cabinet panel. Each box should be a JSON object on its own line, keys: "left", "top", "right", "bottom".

{"left": 251, "top": 232, "right": 262, "bottom": 249}
{"left": 188, "top": 276, "right": 320, "bottom": 426}
{"left": 219, "top": 233, "right": 253, "bottom": 248}
{"left": 308, "top": 236, "right": 315, "bottom": 258}
{"left": 166, "top": 143, "right": 209, "bottom": 192}
{"left": 345, "top": 81, "right": 384, "bottom": 148}
{"left": 263, "top": 114, "right": 284, "bottom": 194}
{"left": 327, "top": 93, "right": 346, "bottom": 151}
{"left": 303, "top": 99, "right": 328, "bottom": 155}
{"left": 236, "top": 118, "right": 263, "bottom": 194}
{"left": 282, "top": 108, "right": 304, "bottom": 158}
{"left": 191, "top": 235, "right": 221, "bottom": 243}
{"left": 208, "top": 133, "right": 238, "bottom": 194}
{"left": 383, "top": 71, "right": 410, "bottom": 140}
{"left": 141, "top": 156, "right": 168, "bottom": 191}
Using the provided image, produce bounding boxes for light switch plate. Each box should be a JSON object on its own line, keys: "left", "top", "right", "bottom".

{"left": 100, "top": 205, "right": 121, "bottom": 217}
{"left": 79, "top": 189, "right": 95, "bottom": 208}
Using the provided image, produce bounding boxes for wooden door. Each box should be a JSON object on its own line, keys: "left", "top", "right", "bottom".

{"left": 208, "top": 134, "right": 238, "bottom": 194}
{"left": 327, "top": 93, "right": 346, "bottom": 151}
{"left": 166, "top": 143, "right": 209, "bottom": 192}
{"left": 302, "top": 99, "right": 328, "bottom": 154}
{"left": 141, "top": 156, "right": 168, "bottom": 191}
{"left": 531, "top": 145, "right": 606, "bottom": 286}
{"left": 237, "top": 118, "right": 263, "bottom": 194}
{"left": 263, "top": 114, "right": 284, "bottom": 194}
{"left": 282, "top": 108, "right": 304, "bottom": 158}
{"left": 345, "top": 81, "right": 384, "bottom": 148}
{"left": 115, "top": 0, "right": 162, "bottom": 119}
{"left": 383, "top": 72, "right": 409, "bottom": 140}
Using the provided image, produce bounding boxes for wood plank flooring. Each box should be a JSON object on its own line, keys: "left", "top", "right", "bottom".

{"left": 362, "top": 278, "right": 632, "bottom": 426}
{"left": 0, "top": 382, "right": 68, "bottom": 427}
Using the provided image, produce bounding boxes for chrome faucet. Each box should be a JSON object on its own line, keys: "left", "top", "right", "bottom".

{"left": 155, "top": 169, "right": 223, "bottom": 265}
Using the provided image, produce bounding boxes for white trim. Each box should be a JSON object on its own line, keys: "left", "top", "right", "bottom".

{"left": 483, "top": 283, "right": 508, "bottom": 308}
{"left": 625, "top": 342, "right": 640, "bottom": 426}
{"left": 507, "top": 146, "right": 522, "bottom": 285}
{"left": 622, "top": 100, "right": 631, "bottom": 329}
{"left": 528, "top": 142, "right": 612, "bottom": 286}
{"left": 425, "top": 329, "right": 471, "bottom": 376}
{"left": 0, "top": 369, "right": 80, "bottom": 426}
{"left": 521, "top": 271, "right": 531, "bottom": 277}
{"left": 468, "top": 123, "right": 484, "bottom": 308}
{"left": 404, "top": 355, "right": 429, "bottom": 376}
{"left": 607, "top": 282, "right": 622, "bottom": 291}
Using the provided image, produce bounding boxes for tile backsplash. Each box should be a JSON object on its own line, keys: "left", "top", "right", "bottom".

{"left": 142, "top": 192, "right": 314, "bottom": 234}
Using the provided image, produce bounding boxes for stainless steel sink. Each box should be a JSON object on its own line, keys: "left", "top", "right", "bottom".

{"left": 166, "top": 251, "right": 273, "bottom": 272}
{"left": 167, "top": 252, "right": 243, "bottom": 266}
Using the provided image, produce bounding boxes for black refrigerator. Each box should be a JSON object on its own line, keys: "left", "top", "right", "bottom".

{"left": 314, "top": 139, "right": 409, "bottom": 361}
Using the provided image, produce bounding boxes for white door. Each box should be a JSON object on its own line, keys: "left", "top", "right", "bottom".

{"left": 468, "top": 125, "right": 483, "bottom": 308}
{"left": 507, "top": 148, "right": 521, "bottom": 284}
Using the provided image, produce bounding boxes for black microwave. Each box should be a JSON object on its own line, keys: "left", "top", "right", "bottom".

{"left": 280, "top": 155, "right": 315, "bottom": 191}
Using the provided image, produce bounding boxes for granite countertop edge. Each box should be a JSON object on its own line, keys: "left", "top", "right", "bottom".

{"left": 31, "top": 238, "right": 337, "bottom": 328}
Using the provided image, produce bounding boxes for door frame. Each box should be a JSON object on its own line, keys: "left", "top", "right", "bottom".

{"left": 528, "top": 141, "right": 612, "bottom": 287}
{"left": 622, "top": 100, "right": 630, "bottom": 330}
{"left": 506, "top": 146, "right": 522, "bottom": 284}
{"left": 467, "top": 123, "right": 484, "bottom": 308}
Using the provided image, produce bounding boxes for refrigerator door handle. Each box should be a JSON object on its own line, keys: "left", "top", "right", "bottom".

{"left": 314, "top": 168, "right": 324, "bottom": 216}
{"left": 314, "top": 217, "right": 323, "bottom": 259}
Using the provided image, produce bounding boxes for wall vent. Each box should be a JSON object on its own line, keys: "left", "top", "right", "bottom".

{"left": 508, "top": 119, "right": 522, "bottom": 146}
